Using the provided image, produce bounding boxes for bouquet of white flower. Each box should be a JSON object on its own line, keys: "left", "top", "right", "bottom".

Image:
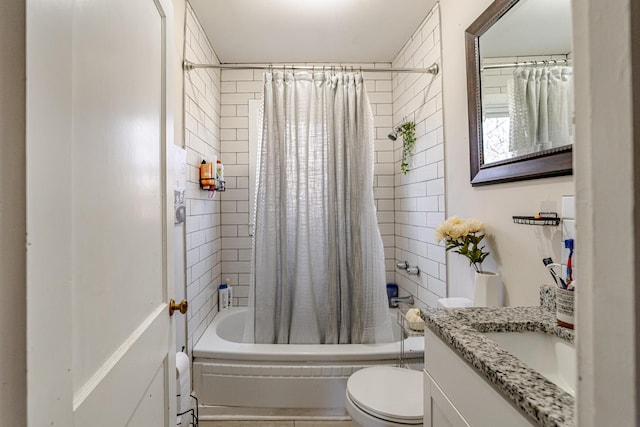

{"left": 435, "top": 216, "right": 489, "bottom": 273}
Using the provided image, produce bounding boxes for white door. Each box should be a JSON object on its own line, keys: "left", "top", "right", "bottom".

{"left": 26, "top": 0, "right": 178, "bottom": 426}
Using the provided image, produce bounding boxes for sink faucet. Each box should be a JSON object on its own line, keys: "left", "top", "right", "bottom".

{"left": 389, "top": 295, "right": 414, "bottom": 308}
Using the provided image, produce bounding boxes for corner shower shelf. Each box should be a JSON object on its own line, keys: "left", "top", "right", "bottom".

{"left": 397, "top": 308, "right": 425, "bottom": 337}
{"left": 512, "top": 212, "right": 561, "bottom": 226}
{"left": 396, "top": 308, "right": 424, "bottom": 369}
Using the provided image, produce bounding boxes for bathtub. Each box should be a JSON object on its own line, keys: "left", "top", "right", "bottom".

{"left": 192, "top": 307, "right": 423, "bottom": 420}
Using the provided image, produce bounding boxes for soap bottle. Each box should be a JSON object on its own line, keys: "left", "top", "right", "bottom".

{"left": 225, "top": 277, "right": 233, "bottom": 308}
{"left": 218, "top": 283, "right": 229, "bottom": 311}
{"left": 215, "top": 159, "right": 224, "bottom": 191}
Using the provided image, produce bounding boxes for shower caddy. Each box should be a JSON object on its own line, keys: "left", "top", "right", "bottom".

{"left": 396, "top": 307, "right": 425, "bottom": 369}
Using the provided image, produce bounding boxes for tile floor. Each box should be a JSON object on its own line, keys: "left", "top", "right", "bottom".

{"left": 200, "top": 421, "right": 357, "bottom": 427}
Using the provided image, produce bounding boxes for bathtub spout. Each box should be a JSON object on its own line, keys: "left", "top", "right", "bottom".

{"left": 389, "top": 295, "right": 414, "bottom": 308}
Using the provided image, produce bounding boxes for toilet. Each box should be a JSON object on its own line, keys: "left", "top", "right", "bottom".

{"left": 345, "top": 366, "right": 423, "bottom": 426}
{"left": 345, "top": 279, "right": 502, "bottom": 426}
{"left": 437, "top": 274, "right": 503, "bottom": 308}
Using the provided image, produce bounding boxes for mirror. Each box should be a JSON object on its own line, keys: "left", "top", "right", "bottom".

{"left": 466, "top": 0, "right": 573, "bottom": 185}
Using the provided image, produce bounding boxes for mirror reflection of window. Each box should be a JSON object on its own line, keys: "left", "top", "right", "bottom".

{"left": 481, "top": 81, "right": 511, "bottom": 163}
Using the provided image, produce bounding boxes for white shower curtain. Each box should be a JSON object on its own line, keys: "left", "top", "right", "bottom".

{"left": 508, "top": 66, "right": 573, "bottom": 156}
{"left": 244, "top": 71, "right": 393, "bottom": 344}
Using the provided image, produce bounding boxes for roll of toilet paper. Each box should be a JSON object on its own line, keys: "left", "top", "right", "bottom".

{"left": 176, "top": 352, "right": 191, "bottom": 416}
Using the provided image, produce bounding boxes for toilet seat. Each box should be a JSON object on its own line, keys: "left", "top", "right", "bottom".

{"left": 437, "top": 297, "right": 473, "bottom": 308}
{"left": 346, "top": 366, "right": 423, "bottom": 426}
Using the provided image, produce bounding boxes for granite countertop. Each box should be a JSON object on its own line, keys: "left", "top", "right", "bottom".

{"left": 421, "top": 305, "right": 575, "bottom": 427}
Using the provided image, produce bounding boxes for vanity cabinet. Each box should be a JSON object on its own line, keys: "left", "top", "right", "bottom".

{"left": 424, "top": 370, "right": 470, "bottom": 427}
{"left": 423, "top": 329, "right": 536, "bottom": 427}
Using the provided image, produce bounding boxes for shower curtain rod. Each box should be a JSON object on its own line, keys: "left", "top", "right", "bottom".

{"left": 183, "top": 60, "right": 439, "bottom": 75}
{"left": 482, "top": 59, "right": 571, "bottom": 71}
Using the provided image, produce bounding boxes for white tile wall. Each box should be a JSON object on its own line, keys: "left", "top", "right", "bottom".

{"left": 219, "top": 63, "right": 395, "bottom": 306}
{"left": 392, "top": 4, "right": 446, "bottom": 308}
{"left": 183, "top": 4, "right": 222, "bottom": 350}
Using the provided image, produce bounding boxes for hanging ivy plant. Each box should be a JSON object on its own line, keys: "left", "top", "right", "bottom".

{"left": 398, "top": 121, "right": 416, "bottom": 175}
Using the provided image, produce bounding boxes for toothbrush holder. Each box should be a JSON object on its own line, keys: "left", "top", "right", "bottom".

{"left": 555, "top": 287, "right": 575, "bottom": 329}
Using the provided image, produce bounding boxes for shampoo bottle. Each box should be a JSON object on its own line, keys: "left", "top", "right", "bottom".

{"left": 215, "top": 159, "right": 225, "bottom": 191}
{"left": 215, "top": 159, "right": 224, "bottom": 181}
{"left": 218, "top": 283, "right": 229, "bottom": 311}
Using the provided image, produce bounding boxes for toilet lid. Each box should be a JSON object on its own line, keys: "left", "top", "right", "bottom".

{"left": 347, "top": 366, "right": 423, "bottom": 424}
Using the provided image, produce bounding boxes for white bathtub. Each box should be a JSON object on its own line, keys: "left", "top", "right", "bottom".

{"left": 193, "top": 307, "right": 423, "bottom": 420}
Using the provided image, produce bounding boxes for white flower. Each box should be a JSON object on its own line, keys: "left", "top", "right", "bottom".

{"left": 434, "top": 216, "right": 490, "bottom": 273}
{"left": 465, "top": 218, "right": 485, "bottom": 234}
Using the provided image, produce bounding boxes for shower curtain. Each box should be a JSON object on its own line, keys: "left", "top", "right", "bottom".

{"left": 244, "top": 71, "right": 393, "bottom": 345}
{"left": 508, "top": 66, "right": 573, "bottom": 156}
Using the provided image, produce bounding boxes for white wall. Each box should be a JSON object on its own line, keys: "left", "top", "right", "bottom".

{"left": 182, "top": 3, "right": 222, "bottom": 350}
{"left": 0, "top": 1, "right": 26, "bottom": 423}
{"left": 219, "top": 63, "right": 395, "bottom": 306}
{"left": 392, "top": 5, "right": 447, "bottom": 307}
{"left": 439, "top": 0, "right": 575, "bottom": 306}
{"left": 573, "top": 0, "right": 638, "bottom": 424}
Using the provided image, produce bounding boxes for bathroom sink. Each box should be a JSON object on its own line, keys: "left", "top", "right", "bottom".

{"left": 482, "top": 331, "right": 576, "bottom": 396}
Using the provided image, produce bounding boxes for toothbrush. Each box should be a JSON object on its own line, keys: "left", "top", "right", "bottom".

{"left": 565, "top": 239, "right": 574, "bottom": 284}
{"left": 549, "top": 264, "right": 567, "bottom": 289}
{"left": 543, "top": 258, "right": 567, "bottom": 288}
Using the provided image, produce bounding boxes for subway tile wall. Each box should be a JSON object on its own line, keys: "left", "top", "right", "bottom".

{"left": 392, "top": 4, "right": 447, "bottom": 307}
{"left": 219, "top": 64, "right": 396, "bottom": 306}
{"left": 183, "top": 3, "right": 222, "bottom": 350}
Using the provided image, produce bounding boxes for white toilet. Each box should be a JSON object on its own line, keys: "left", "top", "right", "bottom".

{"left": 437, "top": 274, "right": 503, "bottom": 308}
{"left": 345, "top": 279, "right": 502, "bottom": 426}
{"left": 345, "top": 366, "right": 423, "bottom": 426}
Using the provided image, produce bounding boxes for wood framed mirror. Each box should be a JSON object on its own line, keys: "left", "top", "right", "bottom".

{"left": 466, "top": 0, "right": 573, "bottom": 186}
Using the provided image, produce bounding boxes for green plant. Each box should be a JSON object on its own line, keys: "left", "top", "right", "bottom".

{"left": 398, "top": 121, "right": 416, "bottom": 174}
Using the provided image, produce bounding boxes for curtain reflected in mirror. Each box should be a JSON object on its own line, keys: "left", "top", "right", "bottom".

{"left": 482, "top": 63, "right": 573, "bottom": 164}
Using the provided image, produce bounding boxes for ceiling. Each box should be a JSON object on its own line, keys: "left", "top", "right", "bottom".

{"left": 188, "top": 0, "right": 436, "bottom": 64}
{"left": 480, "top": 0, "right": 572, "bottom": 58}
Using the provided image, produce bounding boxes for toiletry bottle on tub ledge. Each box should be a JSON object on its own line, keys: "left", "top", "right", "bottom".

{"left": 218, "top": 283, "right": 229, "bottom": 311}
{"left": 225, "top": 277, "right": 233, "bottom": 308}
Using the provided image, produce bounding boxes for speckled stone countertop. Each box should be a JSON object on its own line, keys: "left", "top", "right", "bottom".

{"left": 421, "top": 305, "right": 575, "bottom": 427}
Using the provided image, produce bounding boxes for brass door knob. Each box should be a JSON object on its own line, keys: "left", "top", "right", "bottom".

{"left": 169, "top": 299, "right": 188, "bottom": 316}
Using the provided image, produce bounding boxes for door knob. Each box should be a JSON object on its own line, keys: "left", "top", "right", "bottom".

{"left": 169, "top": 299, "right": 188, "bottom": 316}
